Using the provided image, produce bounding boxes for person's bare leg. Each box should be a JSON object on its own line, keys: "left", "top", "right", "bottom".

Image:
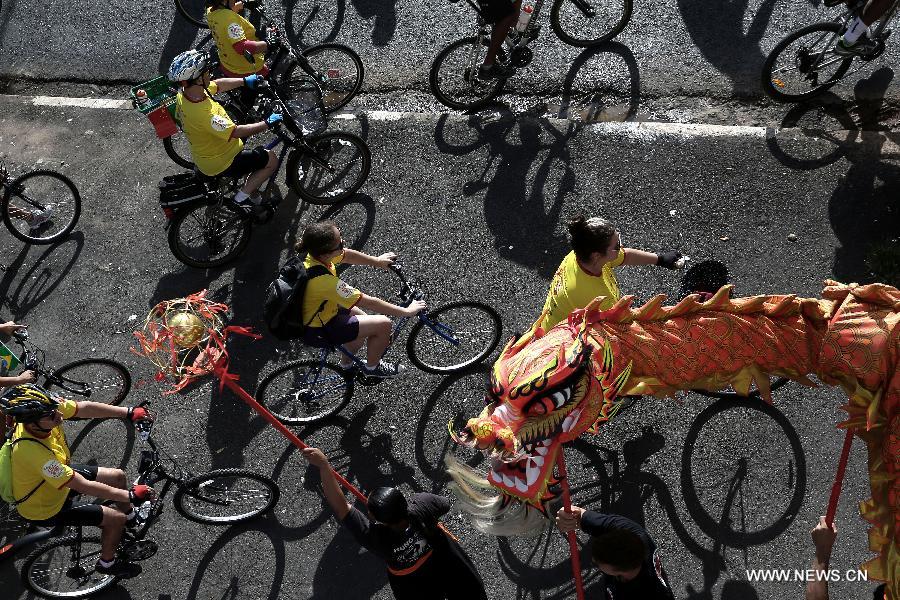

{"left": 484, "top": 0, "right": 522, "bottom": 66}
{"left": 339, "top": 307, "right": 368, "bottom": 366}
{"left": 99, "top": 507, "right": 127, "bottom": 562}
{"left": 241, "top": 150, "right": 278, "bottom": 196}
{"left": 95, "top": 468, "right": 131, "bottom": 513}
{"left": 353, "top": 314, "right": 393, "bottom": 368}
{"left": 862, "top": 0, "right": 891, "bottom": 26}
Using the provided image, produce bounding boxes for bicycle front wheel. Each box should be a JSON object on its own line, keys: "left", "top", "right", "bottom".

{"left": 430, "top": 37, "right": 505, "bottom": 111}
{"left": 761, "top": 22, "right": 852, "bottom": 102}
{"left": 257, "top": 360, "right": 354, "bottom": 424}
{"left": 1, "top": 170, "right": 81, "bottom": 244}
{"left": 297, "top": 43, "right": 364, "bottom": 113}
{"left": 407, "top": 301, "right": 502, "bottom": 374}
{"left": 173, "top": 0, "right": 208, "bottom": 28}
{"left": 286, "top": 132, "right": 371, "bottom": 205}
{"left": 168, "top": 202, "right": 252, "bottom": 268}
{"left": 550, "top": 0, "right": 633, "bottom": 47}
{"left": 23, "top": 534, "right": 115, "bottom": 599}
{"left": 174, "top": 469, "right": 280, "bottom": 524}
{"left": 45, "top": 358, "right": 132, "bottom": 405}
{"left": 162, "top": 132, "right": 195, "bottom": 169}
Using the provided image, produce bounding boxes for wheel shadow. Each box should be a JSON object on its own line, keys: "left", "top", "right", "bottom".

{"left": 159, "top": 3, "right": 213, "bottom": 77}
{"left": 551, "top": 41, "right": 640, "bottom": 123}
{"left": 281, "top": 0, "right": 347, "bottom": 46}
{"left": 67, "top": 415, "right": 136, "bottom": 473}
{"left": 0, "top": 232, "right": 84, "bottom": 320}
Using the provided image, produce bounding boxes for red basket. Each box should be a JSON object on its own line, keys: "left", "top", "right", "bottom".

{"left": 147, "top": 102, "right": 179, "bottom": 139}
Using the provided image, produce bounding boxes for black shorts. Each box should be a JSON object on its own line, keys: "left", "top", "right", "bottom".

{"left": 29, "top": 464, "right": 104, "bottom": 527}
{"left": 303, "top": 307, "right": 360, "bottom": 347}
{"left": 477, "top": 0, "right": 517, "bottom": 23}
{"left": 220, "top": 146, "right": 269, "bottom": 178}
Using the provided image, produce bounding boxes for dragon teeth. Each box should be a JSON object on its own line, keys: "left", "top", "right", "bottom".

{"left": 502, "top": 473, "right": 516, "bottom": 488}
{"left": 515, "top": 477, "right": 528, "bottom": 493}
{"left": 531, "top": 455, "right": 544, "bottom": 467}
{"left": 490, "top": 471, "right": 502, "bottom": 484}
{"left": 536, "top": 446, "right": 548, "bottom": 456}
{"left": 526, "top": 464, "right": 539, "bottom": 486}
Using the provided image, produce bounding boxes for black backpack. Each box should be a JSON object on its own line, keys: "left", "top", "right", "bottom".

{"left": 263, "top": 255, "right": 330, "bottom": 340}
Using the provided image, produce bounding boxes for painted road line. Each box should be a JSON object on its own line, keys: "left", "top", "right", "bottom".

{"left": 31, "top": 96, "right": 131, "bottom": 110}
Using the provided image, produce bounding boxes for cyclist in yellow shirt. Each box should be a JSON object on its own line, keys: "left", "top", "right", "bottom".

{"left": 205, "top": 0, "right": 268, "bottom": 78}
{"left": 168, "top": 49, "right": 281, "bottom": 210}
{"left": 1, "top": 384, "right": 156, "bottom": 578}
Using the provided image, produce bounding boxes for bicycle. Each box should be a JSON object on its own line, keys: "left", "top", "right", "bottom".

{"left": 761, "top": 0, "right": 899, "bottom": 102}
{"left": 430, "top": 0, "right": 633, "bottom": 110}
{"left": 0, "top": 162, "right": 81, "bottom": 245}
{"left": 0, "top": 410, "right": 280, "bottom": 598}
{"left": 3, "top": 328, "right": 131, "bottom": 405}
{"left": 164, "top": 79, "right": 371, "bottom": 269}
{"left": 256, "top": 263, "right": 503, "bottom": 424}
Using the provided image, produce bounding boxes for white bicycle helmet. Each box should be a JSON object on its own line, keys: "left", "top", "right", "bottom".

{"left": 168, "top": 50, "right": 211, "bottom": 83}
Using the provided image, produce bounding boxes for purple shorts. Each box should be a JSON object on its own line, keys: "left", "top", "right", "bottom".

{"left": 303, "top": 308, "right": 360, "bottom": 347}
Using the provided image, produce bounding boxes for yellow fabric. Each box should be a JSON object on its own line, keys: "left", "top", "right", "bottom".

{"left": 207, "top": 7, "right": 265, "bottom": 76}
{"left": 175, "top": 81, "right": 243, "bottom": 176}
{"left": 534, "top": 249, "right": 625, "bottom": 333}
{"left": 301, "top": 253, "right": 362, "bottom": 328}
{"left": 12, "top": 399, "right": 78, "bottom": 520}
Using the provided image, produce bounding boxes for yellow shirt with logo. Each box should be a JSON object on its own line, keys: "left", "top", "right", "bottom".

{"left": 533, "top": 249, "right": 625, "bottom": 333}
{"left": 207, "top": 7, "right": 265, "bottom": 76}
{"left": 12, "top": 398, "right": 78, "bottom": 521}
{"left": 176, "top": 81, "right": 243, "bottom": 176}
{"left": 301, "top": 253, "right": 362, "bottom": 327}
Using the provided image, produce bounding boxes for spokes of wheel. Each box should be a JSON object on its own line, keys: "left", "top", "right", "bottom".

{"left": 298, "top": 43, "right": 364, "bottom": 113}
{"left": 550, "top": 0, "right": 633, "bottom": 47}
{"left": 168, "top": 202, "right": 252, "bottom": 268}
{"left": 407, "top": 301, "right": 502, "bottom": 374}
{"left": 257, "top": 360, "right": 353, "bottom": 424}
{"left": 430, "top": 37, "right": 505, "bottom": 111}
{"left": 45, "top": 359, "right": 132, "bottom": 405}
{"left": 287, "top": 132, "right": 371, "bottom": 205}
{"left": 2, "top": 170, "right": 81, "bottom": 244}
{"left": 762, "top": 22, "right": 853, "bottom": 102}
{"left": 23, "top": 536, "right": 114, "bottom": 598}
{"left": 174, "top": 470, "right": 280, "bottom": 524}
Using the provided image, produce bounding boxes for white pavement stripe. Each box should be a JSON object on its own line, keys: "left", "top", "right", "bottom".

{"left": 31, "top": 95, "right": 131, "bottom": 110}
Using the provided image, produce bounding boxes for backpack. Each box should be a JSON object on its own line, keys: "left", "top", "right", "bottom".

{"left": 0, "top": 435, "right": 51, "bottom": 505}
{"left": 263, "top": 255, "right": 330, "bottom": 340}
{"left": 158, "top": 172, "right": 210, "bottom": 219}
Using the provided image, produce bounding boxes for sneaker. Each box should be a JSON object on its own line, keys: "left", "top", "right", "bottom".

{"left": 362, "top": 361, "right": 405, "bottom": 379}
{"left": 95, "top": 559, "right": 142, "bottom": 578}
{"left": 478, "top": 63, "right": 515, "bottom": 80}
{"left": 835, "top": 35, "right": 879, "bottom": 56}
{"left": 336, "top": 361, "right": 358, "bottom": 374}
{"left": 27, "top": 205, "right": 54, "bottom": 231}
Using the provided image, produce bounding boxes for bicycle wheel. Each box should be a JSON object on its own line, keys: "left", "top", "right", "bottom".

{"left": 429, "top": 37, "right": 505, "bottom": 111}
{"left": 173, "top": 469, "right": 280, "bottom": 524}
{"left": 682, "top": 397, "right": 806, "bottom": 547}
{"left": 257, "top": 359, "right": 353, "bottom": 424}
{"left": 297, "top": 43, "right": 364, "bottom": 113}
{"left": 173, "top": 0, "right": 208, "bottom": 28}
{"left": 692, "top": 376, "right": 790, "bottom": 401}
{"left": 761, "top": 22, "right": 853, "bottom": 102}
{"left": 168, "top": 201, "right": 252, "bottom": 268}
{"left": 407, "top": 301, "right": 502, "bottom": 374}
{"left": 1, "top": 170, "right": 81, "bottom": 244}
{"left": 286, "top": 132, "right": 371, "bottom": 205}
{"left": 23, "top": 534, "right": 115, "bottom": 598}
{"left": 550, "top": 0, "right": 633, "bottom": 47}
{"left": 44, "top": 358, "right": 131, "bottom": 405}
{"left": 162, "top": 132, "right": 195, "bottom": 169}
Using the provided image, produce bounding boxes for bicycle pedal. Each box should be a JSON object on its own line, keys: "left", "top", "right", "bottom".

{"left": 120, "top": 539, "right": 159, "bottom": 562}
{"left": 355, "top": 373, "right": 384, "bottom": 386}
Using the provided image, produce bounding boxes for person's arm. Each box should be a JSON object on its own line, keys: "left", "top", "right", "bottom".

{"left": 235, "top": 39, "right": 267, "bottom": 54}
{"left": 231, "top": 121, "right": 269, "bottom": 139}
{"left": 301, "top": 447, "right": 351, "bottom": 520}
{"left": 356, "top": 293, "right": 425, "bottom": 318}
{"left": 340, "top": 249, "right": 397, "bottom": 269}
{"left": 0, "top": 321, "right": 26, "bottom": 337}
{"left": 65, "top": 471, "right": 130, "bottom": 503}
{"left": 0, "top": 370, "right": 36, "bottom": 387}
{"left": 622, "top": 249, "right": 683, "bottom": 269}
{"left": 72, "top": 401, "right": 153, "bottom": 423}
{"left": 806, "top": 517, "right": 837, "bottom": 600}
{"left": 212, "top": 77, "right": 248, "bottom": 93}
{"left": 555, "top": 504, "right": 586, "bottom": 534}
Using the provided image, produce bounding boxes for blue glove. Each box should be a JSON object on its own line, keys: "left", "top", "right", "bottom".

{"left": 243, "top": 74, "right": 262, "bottom": 89}
{"left": 266, "top": 113, "right": 283, "bottom": 128}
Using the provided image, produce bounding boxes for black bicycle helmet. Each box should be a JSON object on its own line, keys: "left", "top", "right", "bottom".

{"left": 0, "top": 384, "right": 58, "bottom": 423}
{"left": 367, "top": 487, "right": 408, "bottom": 524}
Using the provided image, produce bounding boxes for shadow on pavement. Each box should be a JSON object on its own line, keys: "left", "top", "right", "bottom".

{"left": 350, "top": 0, "right": 397, "bottom": 46}
{"left": 555, "top": 41, "right": 640, "bottom": 122}
{"left": 282, "top": 0, "right": 349, "bottom": 46}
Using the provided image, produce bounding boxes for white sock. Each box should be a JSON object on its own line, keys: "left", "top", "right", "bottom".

{"left": 126, "top": 508, "right": 137, "bottom": 521}
{"left": 98, "top": 558, "right": 115, "bottom": 567}
{"left": 234, "top": 190, "right": 250, "bottom": 203}
{"left": 842, "top": 17, "right": 868, "bottom": 44}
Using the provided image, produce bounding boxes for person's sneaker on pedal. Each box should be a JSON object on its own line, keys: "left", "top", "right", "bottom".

{"left": 232, "top": 191, "right": 263, "bottom": 213}
{"left": 28, "top": 205, "right": 54, "bottom": 231}
{"left": 478, "top": 62, "right": 515, "bottom": 80}
{"left": 95, "top": 558, "right": 142, "bottom": 578}
{"left": 836, "top": 35, "right": 879, "bottom": 56}
{"left": 363, "top": 361, "right": 405, "bottom": 379}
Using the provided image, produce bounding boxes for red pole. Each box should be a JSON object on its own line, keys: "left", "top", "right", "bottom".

{"left": 214, "top": 365, "right": 368, "bottom": 504}
{"left": 825, "top": 428, "right": 854, "bottom": 528}
{"left": 556, "top": 448, "right": 586, "bottom": 600}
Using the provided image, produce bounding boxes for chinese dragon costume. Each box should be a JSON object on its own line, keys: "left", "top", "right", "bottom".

{"left": 447, "top": 280, "right": 899, "bottom": 598}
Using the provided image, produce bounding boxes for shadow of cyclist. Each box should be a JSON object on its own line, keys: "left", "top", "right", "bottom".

{"left": 349, "top": 0, "right": 398, "bottom": 46}
{"left": 281, "top": 0, "right": 348, "bottom": 46}
{"left": 554, "top": 42, "right": 641, "bottom": 123}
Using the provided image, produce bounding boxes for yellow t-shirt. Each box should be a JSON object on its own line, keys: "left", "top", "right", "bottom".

{"left": 207, "top": 7, "right": 265, "bottom": 77}
{"left": 176, "top": 81, "right": 243, "bottom": 176}
{"left": 12, "top": 398, "right": 78, "bottom": 521}
{"left": 301, "top": 253, "right": 362, "bottom": 328}
{"left": 533, "top": 249, "right": 625, "bottom": 333}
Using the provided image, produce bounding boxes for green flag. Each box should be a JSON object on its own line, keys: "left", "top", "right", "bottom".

{"left": 0, "top": 340, "right": 20, "bottom": 376}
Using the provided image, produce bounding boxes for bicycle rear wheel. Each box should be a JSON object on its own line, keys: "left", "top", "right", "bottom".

{"left": 550, "top": 0, "right": 633, "bottom": 47}
{"left": 297, "top": 43, "right": 364, "bottom": 113}
{"left": 173, "top": 0, "right": 208, "bottom": 28}
{"left": 44, "top": 358, "right": 131, "bottom": 405}
{"left": 22, "top": 534, "right": 115, "bottom": 599}
{"left": 168, "top": 201, "right": 252, "bottom": 268}
{"left": 1, "top": 170, "right": 81, "bottom": 244}
{"left": 257, "top": 359, "right": 353, "bottom": 424}
{"left": 173, "top": 469, "right": 280, "bottom": 524}
{"left": 761, "top": 22, "right": 853, "bottom": 102}
{"left": 407, "top": 301, "right": 502, "bottom": 374}
{"left": 286, "top": 132, "right": 371, "bottom": 205}
{"left": 162, "top": 132, "right": 195, "bottom": 169}
{"left": 430, "top": 37, "right": 505, "bottom": 111}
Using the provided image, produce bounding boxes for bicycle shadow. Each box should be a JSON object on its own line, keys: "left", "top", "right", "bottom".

{"left": 67, "top": 415, "right": 136, "bottom": 473}
{"left": 281, "top": 0, "right": 348, "bottom": 46}
{"left": 159, "top": 4, "right": 213, "bottom": 77}
{"left": 349, "top": 0, "right": 398, "bottom": 47}
{"left": 0, "top": 232, "right": 84, "bottom": 321}
{"left": 551, "top": 41, "right": 641, "bottom": 123}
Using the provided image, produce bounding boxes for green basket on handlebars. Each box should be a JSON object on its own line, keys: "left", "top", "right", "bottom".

{"left": 130, "top": 76, "right": 180, "bottom": 139}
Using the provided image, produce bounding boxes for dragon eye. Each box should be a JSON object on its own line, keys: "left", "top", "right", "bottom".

{"left": 522, "top": 387, "right": 573, "bottom": 417}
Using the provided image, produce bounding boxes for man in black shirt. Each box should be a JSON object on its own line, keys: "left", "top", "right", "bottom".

{"left": 303, "top": 447, "right": 488, "bottom": 600}
{"left": 556, "top": 504, "right": 675, "bottom": 600}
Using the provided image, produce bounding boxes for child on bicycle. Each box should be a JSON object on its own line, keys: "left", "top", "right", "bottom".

{"left": 295, "top": 221, "right": 426, "bottom": 379}
{"left": 205, "top": 0, "right": 269, "bottom": 78}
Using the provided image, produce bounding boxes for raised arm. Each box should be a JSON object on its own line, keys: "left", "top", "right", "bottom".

{"left": 340, "top": 249, "right": 397, "bottom": 269}
{"left": 302, "top": 447, "right": 351, "bottom": 520}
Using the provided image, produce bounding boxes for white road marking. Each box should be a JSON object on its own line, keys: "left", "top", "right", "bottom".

{"left": 31, "top": 95, "right": 131, "bottom": 110}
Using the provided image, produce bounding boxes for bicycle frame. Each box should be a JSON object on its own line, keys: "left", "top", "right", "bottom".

{"left": 6, "top": 333, "right": 93, "bottom": 398}
{"left": 811, "top": 0, "right": 900, "bottom": 70}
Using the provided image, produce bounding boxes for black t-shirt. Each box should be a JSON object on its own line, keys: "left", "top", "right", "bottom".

{"left": 581, "top": 512, "right": 675, "bottom": 600}
{"left": 341, "top": 492, "right": 487, "bottom": 600}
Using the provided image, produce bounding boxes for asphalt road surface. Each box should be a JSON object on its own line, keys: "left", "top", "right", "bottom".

{"left": 0, "top": 96, "right": 896, "bottom": 599}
